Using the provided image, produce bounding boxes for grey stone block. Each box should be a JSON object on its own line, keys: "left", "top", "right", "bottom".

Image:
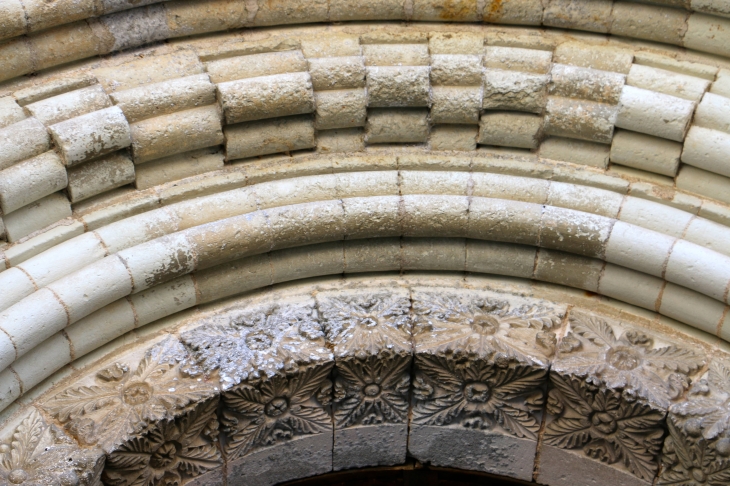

{"left": 536, "top": 445, "right": 651, "bottom": 486}
{"left": 333, "top": 424, "right": 407, "bottom": 471}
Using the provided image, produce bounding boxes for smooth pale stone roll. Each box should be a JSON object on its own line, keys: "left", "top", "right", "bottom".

{"left": 684, "top": 13, "right": 730, "bottom": 58}
{"left": 0, "top": 96, "right": 25, "bottom": 129}
{"left": 484, "top": 46, "right": 552, "bottom": 74}
{"left": 692, "top": 92, "right": 730, "bottom": 133}
{"left": 609, "top": 130, "right": 682, "bottom": 177}
{"left": 66, "top": 152, "right": 136, "bottom": 202}
{"left": 0, "top": 151, "right": 67, "bottom": 214}
{"left": 134, "top": 148, "right": 224, "bottom": 190}
{"left": 130, "top": 104, "right": 224, "bottom": 164}
{"left": 483, "top": 70, "right": 549, "bottom": 113}
{"left": 110, "top": 73, "right": 216, "bottom": 122}
{"left": 681, "top": 126, "right": 730, "bottom": 177}
{"left": 365, "top": 108, "right": 429, "bottom": 144}
{"left": 225, "top": 115, "right": 316, "bottom": 161}
{"left": 2, "top": 193, "right": 71, "bottom": 242}
{"left": 217, "top": 72, "right": 315, "bottom": 124}
{"left": 626, "top": 64, "right": 709, "bottom": 102}
{"left": 615, "top": 85, "right": 695, "bottom": 142}
{"left": 610, "top": 2, "right": 690, "bottom": 46}
{"left": 478, "top": 112, "right": 543, "bottom": 149}
{"left": 206, "top": 50, "right": 308, "bottom": 84}
{"left": 544, "top": 97, "right": 617, "bottom": 143}
{"left": 539, "top": 137, "right": 610, "bottom": 169}
{"left": 0, "top": 118, "right": 51, "bottom": 171}
{"left": 553, "top": 42, "right": 633, "bottom": 74}
{"left": 25, "top": 85, "right": 112, "bottom": 125}
{"left": 49, "top": 106, "right": 132, "bottom": 166}
{"left": 676, "top": 165, "right": 730, "bottom": 205}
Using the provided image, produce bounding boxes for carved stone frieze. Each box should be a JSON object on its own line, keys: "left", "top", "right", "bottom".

{"left": 220, "top": 363, "right": 334, "bottom": 462}
{"left": 0, "top": 409, "right": 104, "bottom": 486}
{"left": 42, "top": 338, "right": 220, "bottom": 452}
{"left": 317, "top": 289, "right": 412, "bottom": 358}
{"left": 103, "top": 399, "right": 222, "bottom": 486}
{"left": 671, "top": 358, "right": 730, "bottom": 440}
{"left": 554, "top": 312, "right": 706, "bottom": 409}
{"left": 181, "top": 297, "right": 331, "bottom": 389}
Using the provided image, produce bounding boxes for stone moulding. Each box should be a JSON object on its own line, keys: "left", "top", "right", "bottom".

{"left": 0, "top": 275, "right": 722, "bottom": 485}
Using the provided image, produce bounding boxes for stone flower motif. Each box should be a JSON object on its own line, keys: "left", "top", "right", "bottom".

{"left": 0, "top": 409, "right": 104, "bottom": 486}
{"left": 544, "top": 373, "right": 665, "bottom": 481}
{"left": 104, "top": 399, "right": 221, "bottom": 486}
{"left": 659, "top": 416, "right": 730, "bottom": 486}
{"left": 672, "top": 359, "right": 730, "bottom": 440}
{"left": 334, "top": 353, "right": 411, "bottom": 428}
{"left": 413, "top": 292, "right": 563, "bottom": 363}
{"left": 181, "top": 303, "right": 330, "bottom": 389}
{"left": 555, "top": 313, "right": 704, "bottom": 408}
{"left": 319, "top": 293, "right": 412, "bottom": 357}
{"left": 44, "top": 338, "right": 218, "bottom": 451}
{"left": 411, "top": 354, "right": 546, "bottom": 439}
{"left": 222, "top": 363, "right": 333, "bottom": 461}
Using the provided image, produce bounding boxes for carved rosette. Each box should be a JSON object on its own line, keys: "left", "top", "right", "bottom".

{"left": 220, "top": 363, "right": 334, "bottom": 461}
{"left": 659, "top": 358, "right": 730, "bottom": 485}
{"left": 546, "top": 312, "right": 706, "bottom": 482}
{"left": 42, "top": 338, "right": 220, "bottom": 452}
{"left": 410, "top": 290, "right": 560, "bottom": 440}
{"left": 181, "top": 298, "right": 331, "bottom": 389}
{"left": 0, "top": 409, "right": 104, "bottom": 486}
{"left": 103, "top": 399, "right": 222, "bottom": 485}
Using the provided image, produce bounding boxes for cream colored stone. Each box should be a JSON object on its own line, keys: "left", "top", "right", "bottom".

{"left": 402, "top": 194, "right": 469, "bottom": 237}
{"left": 65, "top": 298, "right": 135, "bottom": 358}
{"left": 549, "top": 64, "right": 625, "bottom": 104}
{"left": 548, "top": 181, "right": 623, "bottom": 218}
{"left": 11, "top": 333, "right": 71, "bottom": 391}
{"left": 412, "top": 0, "right": 478, "bottom": 20}
{"left": 218, "top": 72, "right": 315, "bottom": 124}
{"left": 0, "top": 151, "right": 67, "bottom": 214}
{"left": 270, "top": 242, "right": 345, "bottom": 283}
{"left": 478, "top": 112, "right": 543, "bottom": 149}
{"left": 134, "top": 148, "right": 224, "bottom": 191}
{"left": 366, "top": 109, "right": 429, "bottom": 144}
{"left": 0, "top": 268, "right": 36, "bottom": 315}
{"left": 308, "top": 56, "right": 366, "bottom": 91}
{"left": 195, "top": 254, "right": 272, "bottom": 304}
{"left": 117, "top": 232, "right": 196, "bottom": 293}
{"left": 402, "top": 237, "right": 466, "bottom": 270}
{"left": 681, "top": 126, "right": 730, "bottom": 177}
{"left": 431, "top": 87, "right": 482, "bottom": 124}
{"left": 254, "top": 174, "right": 337, "bottom": 209}
{"left": 130, "top": 105, "right": 224, "bottom": 164}
{"left": 553, "top": 42, "right": 634, "bottom": 74}
{"left": 329, "top": 0, "right": 402, "bottom": 20}
{"left": 484, "top": 46, "right": 552, "bottom": 74}
{"left": 691, "top": 0, "right": 730, "bottom": 17}
{"left": 676, "top": 165, "right": 730, "bottom": 205}
{"left": 49, "top": 106, "right": 132, "bottom": 166}
{"left": 205, "top": 50, "right": 307, "bottom": 84}
{"left": 341, "top": 197, "right": 399, "bottom": 241}
{"left": 540, "top": 205, "right": 613, "bottom": 258}
{"left": 399, "top": 170, "right": 469, "bottom": 196}
{"left": 343, "top": 238, "right": 401, "bottom": 273}
{"left": 543, "top": 0, "right": 613, "bottom": 33}
{"left": 0, "top": 368, "right": 21, "bottom": 412}
{"left": 598, "top": 264, "right": 663, "bottom": 311}
{"left": 544, "top": 97, "right": 616, "bottom": 143}
{"left": 693, "top": 92, "right": 730, "bottom": 134}
{"left": 465, "top": 240, "right": 537, "bottom": 278}
{"left": 431, "top": 54, "right": 483, "bottom": 86}
{"left": 429, "top": 125, "right": 478, "bottom": 151}
{"left": 110, "top": 73, "right": 216, "bottom": 123}
{"left": 711, "top": 69, "right": 730, "bottom": 98}
{"left": 483, "top": 70, "right": 549, "bottom": 113}
{"left": 314, "top": 89, "right": 367, "bottom": 129}
{"left": 99, "top": 5, "right": 169, "bottom": 52}
{"left": 615, "top": 85, "right": 695, "bottom": 142}
{"left": 2, "top": 193, "right": 71, "bottom": 243}
{"left": 609, "top": 130, "right": 682, "bottom": 177}
{"left": 317, "top": 128, "right": 366, "bottom": 153}
{"left": 94, "top": 50, "right": 204, "bottom": 92}
{"left": 429, "top": 32, "right": 484, "bottom": 55}
{"left": 267, "top": 200, "right": 344, "bottom": 250}
{"left": 482, "top": 0, "right": 544, "bottom": 24}
{"left": 94, "top": 208, "right": 181, "bottom": 254}
{"left": 627, "top": 182, "right": 702, "bottom": 215}
{"left": 627, "top": 64, "right": 709, "bottom": 102}
{"left": 0, "top": 36, "right": 33, "bottom": 83}
{"left": 468, "top": 198, "right": 542, "bottom": 245}
{"left": 0, "top": 0, "right": 26, "bottom": 41}
{"left": 683, "top": 216, "right": 730, "bottom": 257}
{"left": 534, "top": 249, "right": 602, "bottom": 291}
{"left": 619, "top": 196, "right": 694, "bottom": 238}
{"left": 336, "top": 171, "right": 399, "bottom": 199}
{"left": 610, "top": 2, "right": 689, "bottom": 45}
{"left": 0, "top": 288, "right": 68, "bottom": 365}
{"left": 4, "top": 220, "right": 82, "bottom": 268}
{"left": 13, "top": 73, "right": 97, "bottom": 107}
{"left": 362, "top": 43, "right": 429, "bottom": 66}
{"left": 301, "top": 35, "right": 361, "bottom": 58}
{"left": 661, "top": 283, "right": 726, "bottom": 335}
{"left": 25, "top": 85, "right": 111, "bottom": 126}
{"left": 633, "top": 51, "right": 717, "bottom": 81}
{"left": 130, "top": 275, "right": 197, "bottom": 327}
{"left": 538, "top": 137, "right": 609, "bottom": 169}
{"left": 22, "top": 0, "right": 93, "bottom": 33}
{"left": 665, "top": 239, "right": 730, "bottom": 303}
{"left": 366, "top": 66, "right": 430, "bottom": 107}
{"left": 66, "top": 152, "right": 135, "bottom": 203}
{"left": 604, "top": 220, "right": 675, "bottom": 277}
{"left": 684, "top": 13, "right": 730, "bottom": 58}
{"left": 0, "top": 97, "right": 25, "bottom": 129}
{"left": 471, "top": 172, "right": 549, "bottom": 203}
{"left": 0, "top": 117, "right": 51, "bottom": 171}
{"left": 164, "top": 0, "right": 245, "bottom": 37}
{"left": 249, "top": 0, "right": 328, "bottom": 26}
{"left": 225, "top": 115, "right": 316, "bottom": 160}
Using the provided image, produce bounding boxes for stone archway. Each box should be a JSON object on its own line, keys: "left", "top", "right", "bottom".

{"left": 2, "top": 2, "right": 730, "bottom": 486}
